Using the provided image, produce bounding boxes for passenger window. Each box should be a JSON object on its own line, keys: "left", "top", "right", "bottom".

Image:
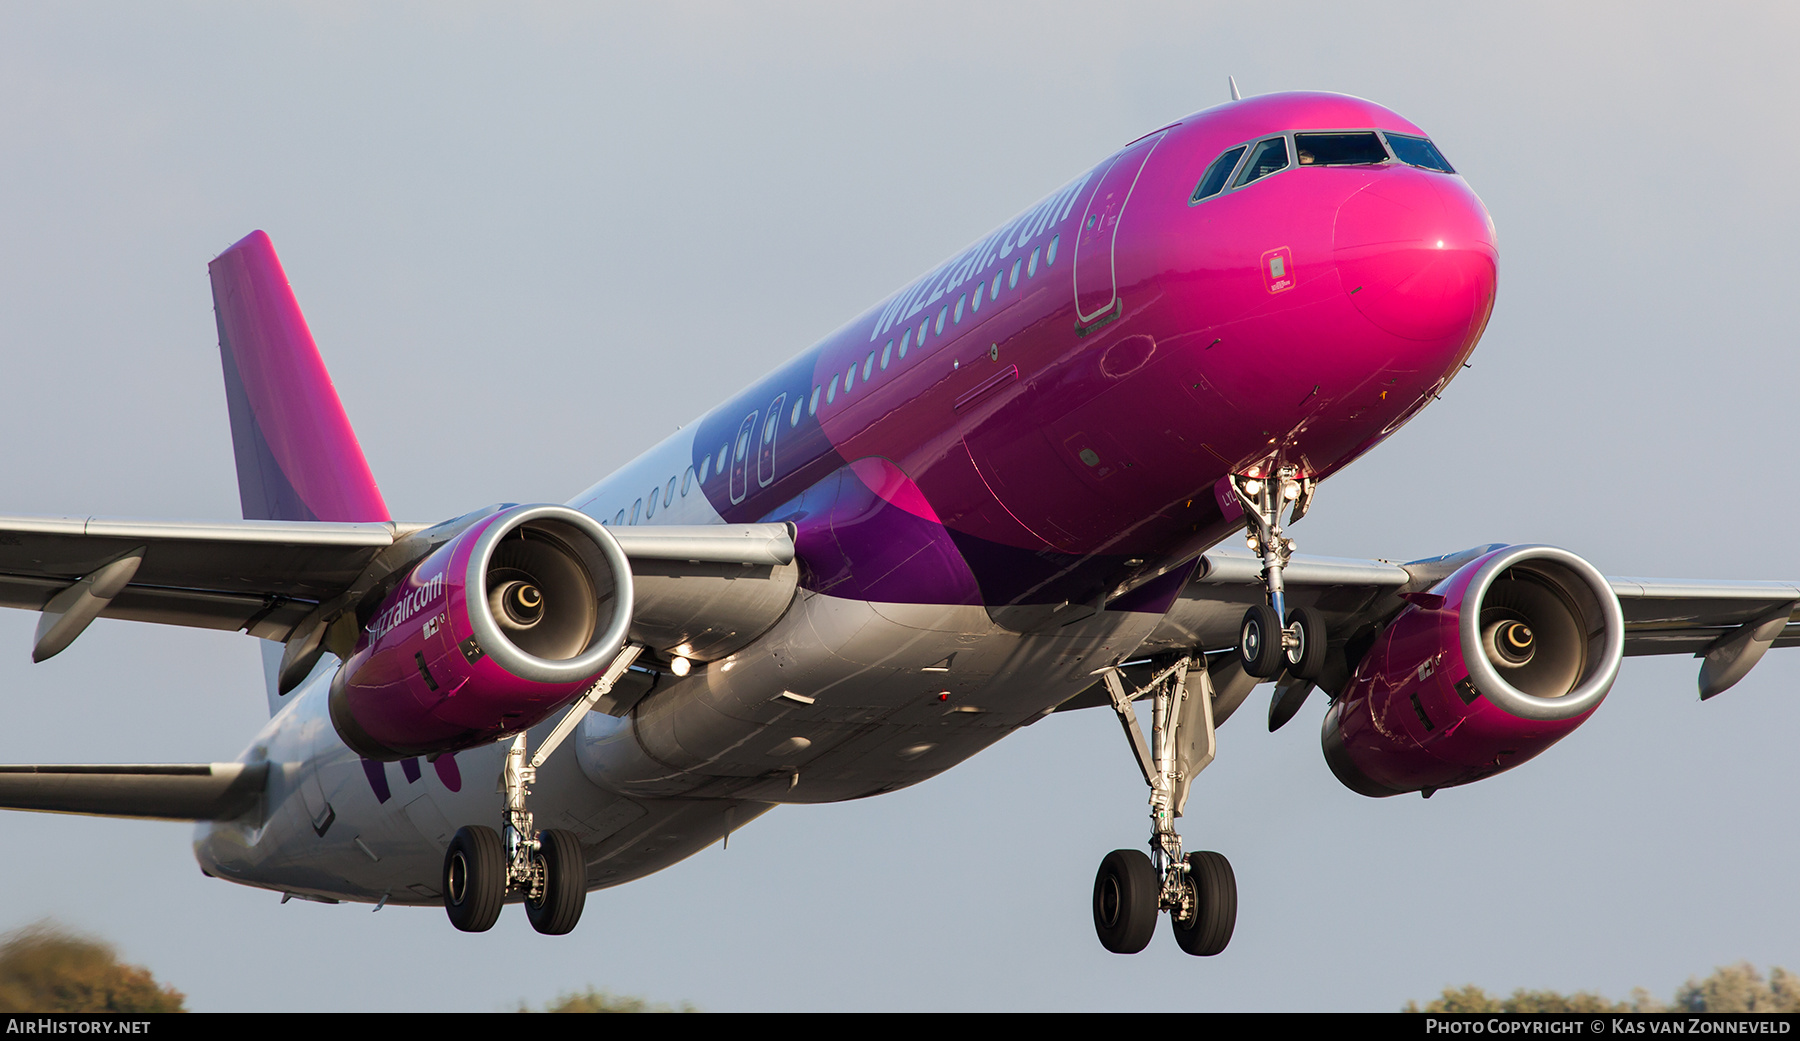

{"left": 845, "top": 363, "right": 856, "bottom": 392}
{"left": 1191, "top": 145, "right": 1248, "bottom": 202}
{"left": 954, "top": 294, "right": 965, "bottom": 323}
{"left": 864, "top": 352, "right": 875, "bottom": 379}
{"left": 971, "top": 283, "right": 984, "bottom": 313}
{"left": 827, "top": 374, "right": 839, "bottom": 403}
{"left": 1047, "top": 234, "right": 1059, "bottom": 265}
{"left": 918, "top": 320, "right": 928, "bottom": 345}
{"left": 1027, "top": 247, "right": 1040, "bottom": 277}
{"left": 790, "top": 398, "right": 802, "bottom": 426}
{"left": 881, "top": 341, "right": 892, "bottom": 370}
{"left": 809, "top": 385, "right": 821, "bottom": 415}
{"left": 699, "top": 456, "right": 710, "bottom": 482}
{"left": 1293, "top": 132, "right": 1388, "bottom": 166}
{"left": 630, "top": 499, "right": 641, "bottom": 524}
{"left": 645, "top": 486, "right": 658, "bottom": 518}
{"left": 989, "top": 279, "right": 1000, "bottom": 301}
{"left": 899, "top": 328, "right": 910, "bottom": 359}
{"left": 1008, "top": 259, "right": 1022, "bottom": 288}
{"left": 1233, "top": 137, "right": 1290, "bottom": 188}
{"left": 716, "top": 445, "right": 728, "bottom": 472}
{"left": 935, "top": 306, "right": 947, "bottom": 335}
{"left": 613, "top": 509, "right": 625, "bottom": 525}
{"left": 665, "top": 476, "right": 677, "bottom": 506}
{"left": 1385, "top": 133, "right": 1455, "bottom": 173}
{"left": 681, "top": 467, "right": 693, "bottom": 495}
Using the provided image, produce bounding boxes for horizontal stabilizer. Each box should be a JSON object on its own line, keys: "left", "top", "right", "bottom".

{"left": 0, "top": 762, "right": 267, "bottom": 821}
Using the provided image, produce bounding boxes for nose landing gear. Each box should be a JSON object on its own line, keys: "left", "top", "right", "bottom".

{"left": 1230, "top": 471, "right": 1325, "bottom": 681}
{"left": 1091, "top": 657, "right": 1237, "bottom": 956}
{"left": 442, "top": 643, "right": 641, "bottom": 935}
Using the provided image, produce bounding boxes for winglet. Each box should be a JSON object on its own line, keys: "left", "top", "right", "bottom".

{"left": 209, "top": 231, "right": 389, "bottom": 523}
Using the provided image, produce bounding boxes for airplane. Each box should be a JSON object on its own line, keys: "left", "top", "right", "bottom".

{"left": 0, "top": 88, "right": 1793, "bottom": 955}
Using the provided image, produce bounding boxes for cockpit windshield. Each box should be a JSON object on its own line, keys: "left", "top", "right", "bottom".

{"left": 1293, "top": 132, "right": 1388, "bottom": 166}
{"left": 1190, "top": 145, "right": 1248, "bottom": 203}
{"left": 1384, "top": 133, "right": 1456, "bottom": 173}
{"left": 1232, "top": 137, "right": 1290, "bottom": 189}
{"left": 1190, "top": 128, "right": 1456, "bottom": 206}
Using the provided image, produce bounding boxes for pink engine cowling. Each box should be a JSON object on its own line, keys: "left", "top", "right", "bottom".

{"left": 328, "top": 504, "right": 633, "bottom": 760}
{"left": 1322, "top": 545, "right": 1624, "bottom": 797}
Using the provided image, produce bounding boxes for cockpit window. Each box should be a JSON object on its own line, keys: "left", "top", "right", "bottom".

{"left": 1232, "top": 137, "right": 1290, "bottom": 188}
{"left": 1385, "top": 133, "right": 1456, "bottom": 173}
{"left": 1190, "top": 145, "right": 1248, "bottom": 203}
{"left": 1294, "top": 132, "right": 1389, "bottom": 166}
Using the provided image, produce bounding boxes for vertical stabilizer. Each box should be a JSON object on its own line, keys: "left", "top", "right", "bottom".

{"left": 211, "top": 231, "right": 388, "bottom": 715}
{"left": 209, "top": 231, "right": 389, "bottom": 524}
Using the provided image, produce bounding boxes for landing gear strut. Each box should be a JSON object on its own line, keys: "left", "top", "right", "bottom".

{"left": 443, "top": 644, "right": 641, "bottom": 935}
{"left": 1091, "top": 657, "right": 1237, "bottom": 955}
{"left": 1230, "top": 470, "right": 1325, "bottom": 680}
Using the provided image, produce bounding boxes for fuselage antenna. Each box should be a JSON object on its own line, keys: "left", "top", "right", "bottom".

{"left": 1228, "top": 75, "right": 1242, "bottom": 101}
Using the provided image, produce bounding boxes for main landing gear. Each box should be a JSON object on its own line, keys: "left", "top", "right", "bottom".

{"left": 1092, "top": 657, "right": 1237, "bottom": 956}
{"left": 1230, "top": 469, "right": 1325, "bottom": 682}
{"left": 443, "top": 644, "right": 641, "bottom": 936}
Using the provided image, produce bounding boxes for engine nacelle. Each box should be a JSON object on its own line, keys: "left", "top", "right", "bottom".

{"left": 329, "top": 504, "right": 632, "bottom": 760}
{"left": 1322, "top": 544, "right": 1624, "bottom": 797}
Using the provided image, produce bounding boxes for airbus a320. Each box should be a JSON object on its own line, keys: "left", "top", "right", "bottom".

{"left": 1, "top": 90, "right": 1791, "bottom": 956}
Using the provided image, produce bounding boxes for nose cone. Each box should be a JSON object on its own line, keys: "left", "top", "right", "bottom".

{"left": 1334, "top": 172, "right": 1497, "bottom": 342}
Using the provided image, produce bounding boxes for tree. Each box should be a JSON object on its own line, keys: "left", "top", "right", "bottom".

{"left": 1409, "top": 964, "right": 1800, "bottom": 1013}
{"left": 517, "top": 987, "right": 696, "bottom": 1013}
{"left": 1671, "top": 963, "right": 1800, "bottom": 1013}
{"left": 0, "top": 922, "right": 184, "bottom": 1013}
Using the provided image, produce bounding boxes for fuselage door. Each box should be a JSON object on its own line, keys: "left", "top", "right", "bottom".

{"left": 729, "top": 411, "right": 758, "bottom": 505}
{"left": 1073, "top": 132, "right": 1166, "bottom": 323}
{"left": 757, "top": 393, "right": 786, "bottom": 488}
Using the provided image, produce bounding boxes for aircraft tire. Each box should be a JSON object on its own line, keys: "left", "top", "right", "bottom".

{"left": 444, "top": 825, "right": 505, "bottom": 933}
{"left": 1284, "top": 607, "right": 1327, "bottom": 680}
{"left": 1239, "top": 604, "right": 1284, "bottom": 678}
{"left": 525, "top": 828, "right": 587, "bottom": 936}
{"left": 1170, "top": 850, "right": 1236, "bottom": 956}
{"left": 1092, "top": 849, "right": 1158, "bottom": 954}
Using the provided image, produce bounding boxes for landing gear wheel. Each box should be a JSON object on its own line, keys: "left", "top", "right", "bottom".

{"left": 1170, "top": 850, "right": 1237, "bottom": 956}
{"left": 524, "top": 829, "right": 588, "bottom": 936}
{"left": 1284, "top": 607, "right": 1327, "bottom": 680}
{"left": 1092, "top": 849, "right": 1159, "bottom": 954}
{"left": 444, "top": 825, "right": 505, "bottom": 933}
{"left": 1239, "top": 603, "right": 1283, "bottom": 678}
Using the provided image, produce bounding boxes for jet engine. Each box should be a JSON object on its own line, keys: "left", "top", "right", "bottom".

{"left": 328, "top": 504, "right": 633, "bottom": 760}
{"left": 1322, "top": 544, "right": 1624, "bottom": 797}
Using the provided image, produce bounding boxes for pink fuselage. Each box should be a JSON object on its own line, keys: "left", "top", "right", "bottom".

{"left": 673, "top": 92, "right": 1497, "bottom": 614}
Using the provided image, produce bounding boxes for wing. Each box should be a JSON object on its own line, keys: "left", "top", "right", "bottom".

{"left": 0, "top": 511, "right": 797, "bottom": 661}
{"left": 1094, "top": 543, "right": 1800, "bottom": 717}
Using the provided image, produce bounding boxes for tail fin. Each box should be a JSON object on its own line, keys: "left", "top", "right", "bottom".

{"left": 211, "top": 231, "right": 387, "bottom": 715}
{"left": 209, "top": 231, "right": 389, "bottom": 524}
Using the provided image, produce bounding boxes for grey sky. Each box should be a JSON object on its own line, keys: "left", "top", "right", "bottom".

{"left": 0, "top": 2, "right": 1793, "bottom": 1011}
